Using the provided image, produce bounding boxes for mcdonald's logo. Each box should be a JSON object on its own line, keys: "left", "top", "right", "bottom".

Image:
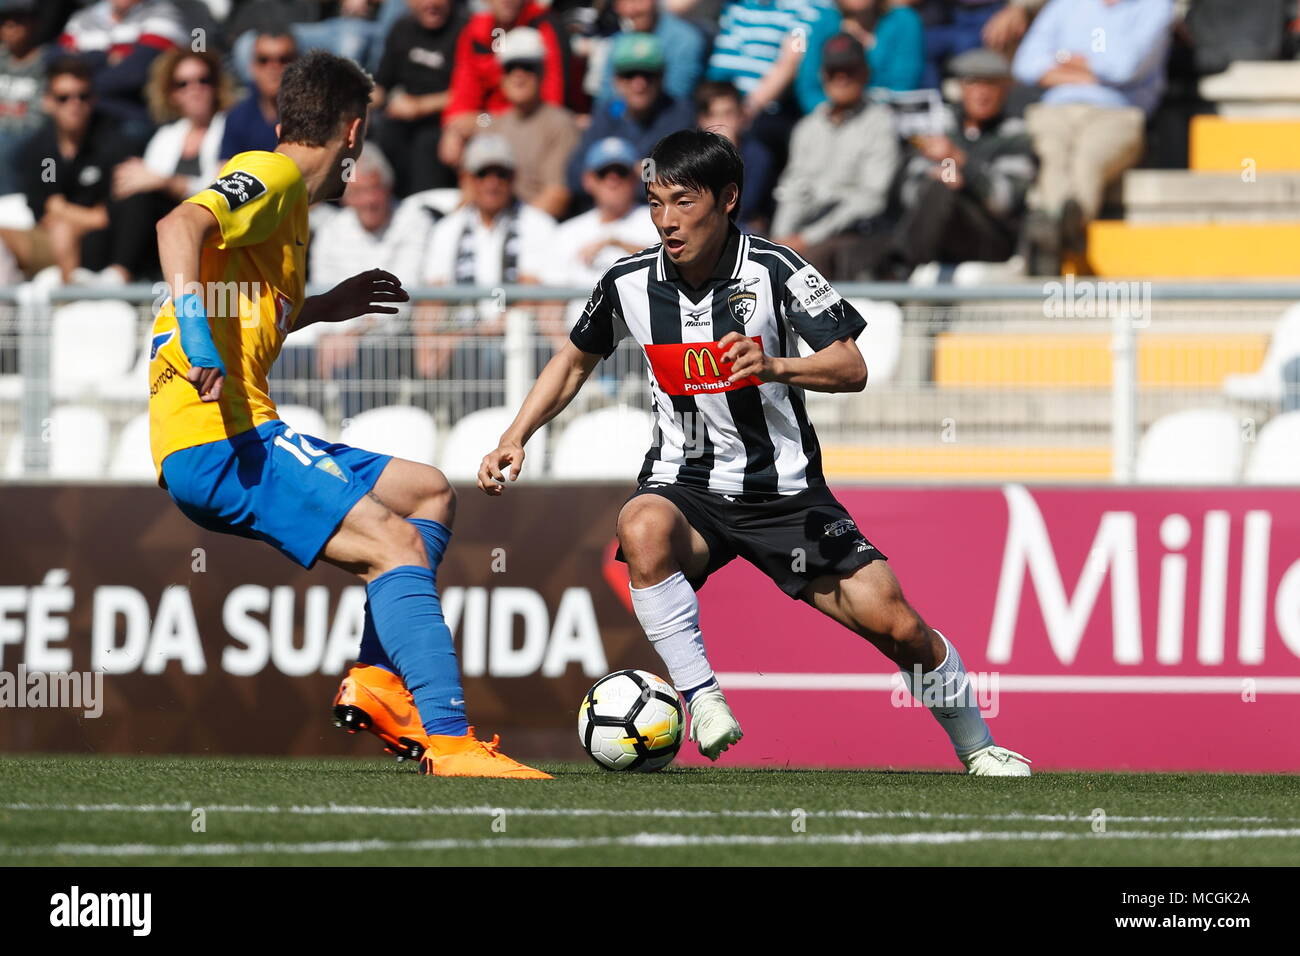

{"left": 684, "top": 347, "right": 722, "bottom": 380}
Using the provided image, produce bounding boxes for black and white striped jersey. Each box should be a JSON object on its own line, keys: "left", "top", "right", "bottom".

{"left": 570, "top": 226, "right": 867, "bottom": 495}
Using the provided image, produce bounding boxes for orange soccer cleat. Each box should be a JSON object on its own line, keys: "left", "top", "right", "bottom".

{"left": 418, "top": 727, "right": 553, "bottom": 779}
{"left": 332, "top": 664, "right": 428, "bottom": 762}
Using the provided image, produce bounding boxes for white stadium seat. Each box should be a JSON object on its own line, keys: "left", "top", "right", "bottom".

{"left": 1223, "top": 302, "right": 1300, "bottom": 402}
{"left": 51, "top": 300, "right": 139, "bottom": 400}
{"left": 439, "top": 406, "right": 547, "bottom": 481}
{"left": 108, "top": 412, "right": 154, "bottom": 480}
{"left": 551, "top": 405, "right": 653, "bottom": 479}
{"left": 276, "top": 404, "right": 330, "bottom": 441}
{"left": 4, "top": 405, "right": 111, "bottom": 479}
{"left": 339, "top": 406, "right": 438, "bottom": 463}
{"left": 1244, "top": 411, "right": 1300, "bottom": 484}
{"left": 1136, "top": 408, "right": 1242, "bottom": 484}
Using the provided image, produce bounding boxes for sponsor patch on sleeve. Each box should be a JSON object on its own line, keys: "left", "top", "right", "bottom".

{"left": 786, "top": 264, "right": 842, "bottom": 318}
{"left": 206, "top": 170, "right": 267, "bottom": 211}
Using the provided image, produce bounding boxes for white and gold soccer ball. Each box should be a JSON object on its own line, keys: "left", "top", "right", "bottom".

{"left": 577, "top": 669, "right": 685, "bottom": 771}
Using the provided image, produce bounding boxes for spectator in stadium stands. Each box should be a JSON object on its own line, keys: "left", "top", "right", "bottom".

{"left": 473, "top": 26, "right": 578, "bottom": 219}
{"left": 886, "top": 47, "right": 1035, "bottom": 274}
{"left": 440, "top": 0, "right": 565, "bottom": 169}
{"left": 0, "top": 58, "right": 137, "bottom": 284}
{"left": 278, "top": 146, "right": 434, "bottom": 418}
{"left": 694, "top": 80, "right": 775, "bottom": 231}
{"left": 220, "top": 28, "right": 296, "bottom": 160}
{"left": 770, "top": 33, "right": 900, "bottom": 280}
{"left": 106, "top": 47, "right": 233, "bottom": 281}
{"left": 917, "top": 0, "right": 1046, "bottom": 88}
{"left": 58, "top": 0, "right": 186, "bottom": 139}
{"left": 566, "top": 32, "right": 694, "bottom": 199}
{"left": 590, "top": 0, "right": 706, "bottom": 110}
{"left": 665, "top": 0, "right": 726, "bottom": 40}
{"left": 544, "top": 136, "right": 658, "bottom": 345}
{"left": 228, "top": 0, "right": 403, "bottom": 81}
{"left": 1012, "top": 0, "right": 1173, "bottom": 274}
{"left": 373, "top": 0, "right": 466, "bottom": 197}
{"left": 705, "top": 0, "right": 829, "bottom": 168}
{"left": 792, "top": 0, "right": 926, "bottom": 116}
{"left": 418, "top": 133, "right": 555, "bottom": 413}
{"left": 27, "top": 0, "right": 77, "bottom": 48}
{"left": 0, "top": 0, "right": 46, "bottom": 198}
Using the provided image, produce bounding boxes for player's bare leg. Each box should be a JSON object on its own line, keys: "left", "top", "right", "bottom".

{"left": 617, "top": 495, "right": 743, "bottom": 760}
{"left": 802, "top": 561, "right": 1031, "bottom": 776}
{"left": 324, "top": 474, "right": 550, "bottom": 778}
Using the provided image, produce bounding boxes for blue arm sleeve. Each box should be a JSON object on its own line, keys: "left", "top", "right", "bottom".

{"left": 175, "top": 293, "right": 225, "bottom": 374}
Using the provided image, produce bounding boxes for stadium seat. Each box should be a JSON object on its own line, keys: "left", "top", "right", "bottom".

{"left": 107, "top": 412, "right": 154, "bottom": 481}
{"left": 1222, "top": 303, "right": 1300, "bottom": 402}
{"left": 276, "top": 404, "right": 330, "bottom": 441}
{"left": 439, "top": 406, "right": 548, "bottom": 481}
{"left": 1244, "top": 411, "right": 1300, "bottom": 484}
{"left": 4, "top": 405, "right": 111, "bottom": 479}
{"left": 51, "top": 300, "right": 139, "bottom": 400}
{"left": 551, "top": 406, "right": 653, "bottom": 479}
{"left": 1135, "top": 408, "right": 1243, "bottom": 484}
{"left": 339, "top": 406, "right": 438, "bottom": 463}
{"left": 796, "top": 299, "right": 902, "bottom": 386}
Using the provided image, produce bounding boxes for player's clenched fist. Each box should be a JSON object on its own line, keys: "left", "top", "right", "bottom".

{"left": 478, "top": 442, "right": 526, "bottom": 494}
{"left": 718, "top": 330, "right": 776, "bottom": 384}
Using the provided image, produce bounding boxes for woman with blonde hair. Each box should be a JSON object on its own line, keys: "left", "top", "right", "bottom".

{"left": 113, "top": 48, "right": 234, "bottom": 204}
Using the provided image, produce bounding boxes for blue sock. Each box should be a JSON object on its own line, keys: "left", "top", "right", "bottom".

{"left": 366, "top": 565, "right": 468, "bottom": 737}
{"left": 681, "top": 677, "right": 720, "bottom": 704}
{"left": 356, "top": 519, "right": 451, "bottom": 673}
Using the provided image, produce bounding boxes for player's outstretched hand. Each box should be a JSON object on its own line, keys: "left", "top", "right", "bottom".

{"left": 327, "top": 268, "right": 410, "bottom": 322}
{"left": 718, "top": 330, "right": 775, "bottom": 384}
{"left": 187, "top": 365, "right": 224, "bottom": 402}
{"left": 477, "top": 442, "right": 526, "bottom": 495}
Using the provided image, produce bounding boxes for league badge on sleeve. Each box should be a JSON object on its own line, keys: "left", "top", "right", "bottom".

{"left": 787, "top": 264, "right": 842, "bottom": 317}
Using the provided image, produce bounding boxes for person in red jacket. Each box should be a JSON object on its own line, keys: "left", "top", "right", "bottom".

{"left": 440, "top": 0, "right": 564, "bottom": 168}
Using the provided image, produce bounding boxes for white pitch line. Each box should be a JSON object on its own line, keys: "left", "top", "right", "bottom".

{"left": 4, "top": 828, "right": 1300, "bottom": 857}
{"left": 0, "top": 803, "right": 1292, "bottom": 825}
{"left": 715, "top": 672, "right": 1300, "bottom": 693}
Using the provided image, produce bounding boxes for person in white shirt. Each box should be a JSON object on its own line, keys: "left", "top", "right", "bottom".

{"left": 276, "top": 145, "right": 439, "bottom": 417}
{"left": 418, "top": 133, "right": 555, "bottom": 415}
{"left": 545, "top": 136, "right": 658, "bottom": 337}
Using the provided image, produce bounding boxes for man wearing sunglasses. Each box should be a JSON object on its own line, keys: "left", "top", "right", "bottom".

{"left": 0, "top": 57, "right": 134, "bottom": 284}
{"left": 566, "top": 32, "right": 693, "bottom": 204}
{"left": 219, "top": 29, "right": 297, "bottom": 162}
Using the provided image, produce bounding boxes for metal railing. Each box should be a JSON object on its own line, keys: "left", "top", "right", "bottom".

{"left": 2, "top": 280, "right": 1298, "bottom": 483}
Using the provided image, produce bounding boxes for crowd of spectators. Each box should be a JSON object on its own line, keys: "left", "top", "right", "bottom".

{"left": 0, "top": 0, "right": 1292, "bottom": 402}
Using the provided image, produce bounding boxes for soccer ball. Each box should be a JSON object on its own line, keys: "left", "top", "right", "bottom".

{"left": 578, "top": 669, "right": 685, "bottom": 771}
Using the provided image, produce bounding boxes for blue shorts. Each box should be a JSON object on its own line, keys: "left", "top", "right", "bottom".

{"left": 161, "top": 420, "right": 392, "bottom": 569}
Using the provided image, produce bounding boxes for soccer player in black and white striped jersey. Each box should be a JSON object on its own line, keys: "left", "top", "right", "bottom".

{"left": 479, "top": 130, "right": 1031, "bottom": 776}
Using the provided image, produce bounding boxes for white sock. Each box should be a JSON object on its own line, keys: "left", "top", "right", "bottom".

{"left": 899, "top": 630, "right": 993, "bottom": 759}
{"left": 630, "top": 572, "right": 718, "bottom": 701}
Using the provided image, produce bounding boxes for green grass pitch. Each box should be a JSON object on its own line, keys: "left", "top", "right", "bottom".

{"left": 1, "top": 755, "right": 1296, "bottom": 866}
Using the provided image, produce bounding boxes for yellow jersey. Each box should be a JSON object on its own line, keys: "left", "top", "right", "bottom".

{"left": 148, "top": 150, "right": 309, "bottom": 474}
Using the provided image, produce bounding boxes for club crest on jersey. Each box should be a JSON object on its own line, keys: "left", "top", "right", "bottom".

{"left": 728, "top": 290, "right": 757, "bottom": 326}
{"left": 150, "top": 329, "right": 174, "bottom": 360}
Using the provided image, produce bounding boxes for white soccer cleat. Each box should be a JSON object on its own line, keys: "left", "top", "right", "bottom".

{"left": 962, "top": 745, "right": 1033, "bottom": 777}
{"left": 687, "top": 688, "right": 743, "bottom": 761}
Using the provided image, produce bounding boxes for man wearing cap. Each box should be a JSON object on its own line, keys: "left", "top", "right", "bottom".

{"left": 591, "top": 0, "right": 706, "bottom": 111}
{"left": 471, "top": 26, "right": 579, "bottom": 219}
{"left": 887, "top": 46, "right": 1037, "bottom": 274}
{"left": 544, "top": 136, "right": 660, "bottom": 347}
{"left": 566, "top": 32, "right": 694, "bottom": 202}
{"left": 442, "top": 0, "right": 564, "bottom": 145}
{"left": 0, "top": 0, "right": 47, "bottom": 197}
{"left": 417, "top": 132, "right": 556, "bottom": 415}
{"left": 373, "top": 0, "right": 467, "bottom": 196}
{"left": 770, "top": 32, "right": 899, "bottom": 280}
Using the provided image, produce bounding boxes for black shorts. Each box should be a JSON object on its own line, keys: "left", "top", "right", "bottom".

{"left": 616, "top": 482, "right": 888, "bottom": 598}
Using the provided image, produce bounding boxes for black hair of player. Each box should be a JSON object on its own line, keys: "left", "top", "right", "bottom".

{"left": 648, "top": 129, "right": 744, "bottom": 222}
{"left": 277, "top": 50, "right": 373, "bottom": 148}
{"left": 47, "top": 56, "right": 93, "bottom": 86}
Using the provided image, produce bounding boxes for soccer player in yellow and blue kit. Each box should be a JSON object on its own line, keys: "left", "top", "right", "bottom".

{"left": 149, "top": 50, "right": 548, "bottom": 778}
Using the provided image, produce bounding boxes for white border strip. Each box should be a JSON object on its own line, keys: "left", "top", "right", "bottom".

{"left": 5, "top": 828, "right": 1300, "bottom": 857}
{"left": 715, "top": 672, "right": 1300, "bottom": 693}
